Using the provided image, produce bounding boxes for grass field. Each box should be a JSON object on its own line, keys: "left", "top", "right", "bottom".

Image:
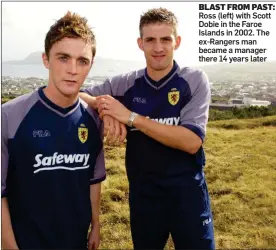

{"left": 99, "top": 116, "right": 276, "bottom": 249}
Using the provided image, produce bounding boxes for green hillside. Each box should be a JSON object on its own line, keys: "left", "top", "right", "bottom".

{"left": 100, "top": 116, "right": 276, "bottom": 249}
{"left": 2, "top": 93, "right": 275, "bottom": 248}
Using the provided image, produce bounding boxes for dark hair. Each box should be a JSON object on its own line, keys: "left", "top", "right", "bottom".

{"left": 139, "top": 8, "right": 178, "bottom": 37}
{"left": 44, "top": 11, "right": 96, "bottom": 58}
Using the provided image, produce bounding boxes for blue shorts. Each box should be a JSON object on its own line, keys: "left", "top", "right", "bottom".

{"left": 129, "top": 180, "right": 215, "bottom": 249}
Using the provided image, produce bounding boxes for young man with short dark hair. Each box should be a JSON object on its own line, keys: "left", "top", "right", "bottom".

{"left": 80, "top": 7, "right": 215, "bottom": 249}
{"left": 2, "top": 12, "right": 105, "bottom": 250}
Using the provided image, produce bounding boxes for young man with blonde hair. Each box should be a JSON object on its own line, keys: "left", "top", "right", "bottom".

{"left": 2, "top": 12, "right": 105, "bottom": 250}
{"left": 80, "top": 7, "right": 215, "bottom": 249}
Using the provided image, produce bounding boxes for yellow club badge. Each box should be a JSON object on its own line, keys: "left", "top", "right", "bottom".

{"left": 78, "top": 124, "right": 88, "bottom": 143}
{"left": 168, "top": 88, "right": 180, "bottom": 106}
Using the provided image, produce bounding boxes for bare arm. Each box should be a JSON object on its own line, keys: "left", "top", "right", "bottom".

{"left": 79, "top": 92, "right": 127, "bottom": 144}
{"left": 133, "top": 115, "right": 202, "bottom": 154}
{"left": 79, "top": 92, "right": 97, "bottom": 109}
{"left": 97, "top": 95, "right": 202, "bottom": 154}
{"left": 87, "top": 133, "right": 105, "bottom": 250}
{"left": 88, "top": 183, "right": 101, "bottom": 250}
{"left": 90, "top": 183, "right": 101, "bottom": 226}
{"left": 1, "top": 198, "right": 19, "bottom": 250}
{"left": 97, "top": 70, "right": 210, "bottom": 154}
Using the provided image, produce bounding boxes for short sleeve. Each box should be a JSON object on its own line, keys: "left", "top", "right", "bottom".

{"left": 1, "top": 111, "right": 9, "bottom": 197}
{"left": 180, "top": 71, "right": 211, "bottom": 142}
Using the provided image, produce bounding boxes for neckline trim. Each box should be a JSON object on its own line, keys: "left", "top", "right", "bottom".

{"left": 144, "top": 60, "right": 179, "bottom": 90}
{"left": 38, "top": 86, "right": 80, "bottom": 116}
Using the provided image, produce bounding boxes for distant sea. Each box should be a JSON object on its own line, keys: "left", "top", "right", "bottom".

{"left": 2, "top": 64, "right": 49, "bottom": 78}
{"left": 2, "top": 60, "right": 146, "bottom": 79}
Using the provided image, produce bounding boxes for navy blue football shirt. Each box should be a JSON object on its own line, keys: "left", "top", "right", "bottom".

{"left": 85, "top": 61, "right": 210, "bottom": 195}
{"left": 1, "top": 87, "right": 106, "bottom": 249}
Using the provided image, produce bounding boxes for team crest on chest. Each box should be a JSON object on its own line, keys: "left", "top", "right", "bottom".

{"left": 168, "top": 88, "right": 180, "bottom": 106}
{"left": 78, "top": 124, "right": 88, "bottom": 143}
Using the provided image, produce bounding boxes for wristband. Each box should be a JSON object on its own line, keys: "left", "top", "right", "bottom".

{"left": 127, "top": 112, "right": 138, "bottom": 127}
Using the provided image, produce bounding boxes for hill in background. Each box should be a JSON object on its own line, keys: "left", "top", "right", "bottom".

{"left": 3, "top": 51, "right": 276, "bottom": 81}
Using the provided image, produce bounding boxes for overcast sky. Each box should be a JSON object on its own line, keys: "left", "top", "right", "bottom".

{"left": 2, "top": 2, "right": 276, "bottom": 66}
